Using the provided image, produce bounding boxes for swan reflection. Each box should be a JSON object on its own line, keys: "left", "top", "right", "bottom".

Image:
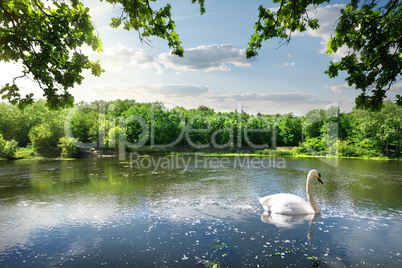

{"left": 261, "top": 211, "right": 320, "bottom": 229}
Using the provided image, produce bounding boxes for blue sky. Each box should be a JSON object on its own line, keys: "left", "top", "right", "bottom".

{"left": 1, "top": 0, "right": 401, "bottom": 115}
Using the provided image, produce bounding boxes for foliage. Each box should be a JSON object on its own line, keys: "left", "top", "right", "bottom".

{"left": 0, "top": 134, "right": 18, "bottom": 159}
{"left": 103, "top": 0, "right": 204, "bottom": 57}
{"left": 1, "top": 99, "right": 401, "bottom": 159}
{"left": 70, "top": 103, "right": 99, "bottom": 143}
{"left": 0, "top": 0, "right": 205, "bottom": 108}
{"left": 246, "top": 0, "right": 327, "bottom": 56}
{"left": 276, "top": 113, "right": 302, "bottom": 146}
{"left": 0, "top": 0, "right": 104, "bottom": 109}
{"left": 337, "top": 139, "right": 381, "bottom": 157}
{"left": 247, "top": 0, "right": 402, "bottom": 110}
{"left": 58, "top": 136, "right": 79, "bottom": 158}
{"left": 28, "top": 110, "right": 65, "bottom": 156}
{"left": 0, "top": 100, "right": 50, "bottom": 147}
{"left": 300, "top": 137, "right": 327, "bottom": 155}
{"left": 326, "top": 0, "right": 402, "bottom": 110}
{"left": 1, "top": 1, "right": 400, "bottom": 110}
{"left": 15, "top": 146, "right": 35, "bottom": 159}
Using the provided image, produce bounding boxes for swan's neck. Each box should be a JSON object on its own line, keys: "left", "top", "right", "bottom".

{"left": 306, "top": 174, "right": 321, "bottom": 214}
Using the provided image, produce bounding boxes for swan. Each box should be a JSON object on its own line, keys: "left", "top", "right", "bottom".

{"left": 259, "top": 170, "right": 323, "bottom": 214}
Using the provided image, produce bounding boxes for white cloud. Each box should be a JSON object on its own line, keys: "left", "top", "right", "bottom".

{"left": 303, "top": 4, "right": 350, "bottom": 60}
{"left": 91, "top": 45, "right": 163, "bottom": 73}
{"left": 91, "top": 83, "right": 210, "bottom": 100}
{"left": 305, "top": 4, "right": 344, "bottom": 40}
{"left": 217, "top": 92, "right": 316, "bottom": 103}
{"left": 327, "top": 82, "right": 402, "bottom": 94}
{"left": 158, "top": 44, "right": 257, "bottom": 72}
{"left": 326, "top": 83, "right": 355, "bottom": 93}
{"left": 87, "top": 44, "right": 257, "bottom": 74}
{"left": 275, "top": 61, "right": 295, "bottom": 67}
{"left": 390, "top": 82, "right": 402, "bottom": 93}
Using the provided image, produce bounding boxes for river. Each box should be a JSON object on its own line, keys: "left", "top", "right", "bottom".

{"left": 0, "top": 155, "right": 401, "bottom": 267}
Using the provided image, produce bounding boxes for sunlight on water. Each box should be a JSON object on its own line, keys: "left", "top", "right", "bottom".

{"left": 0, "top": 157, "right": 401, "bottom": 267}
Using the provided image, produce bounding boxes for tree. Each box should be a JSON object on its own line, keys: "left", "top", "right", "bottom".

{"left": 0, "top": 0, "right": 103, "bottom": 109}
{"left": 58, "top": 136, "right": 79, "bottom": 158}
{"left": 246, "top": 0, "right": 402, "bottom": 111}
{"left": 0, "top": 0, "right": 205, "bottom": 109}
{"left": 70, "top": 104, "right": 99, "bottom": 143}
{"left": 28, "top": 108, "right": 65, "bottom": 156}
{"left": 1, "top": 0, "right": 400, "bottom": 110}
{"left": 0, "top": 134, "right": 18, "bottom": 159}
{"left": 276, "top": 113, "right": 302, "bottom": 146}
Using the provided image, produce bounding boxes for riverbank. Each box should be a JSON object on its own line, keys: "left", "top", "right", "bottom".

{"left": 4, "top": 146, "right": 400, "bottom": 161}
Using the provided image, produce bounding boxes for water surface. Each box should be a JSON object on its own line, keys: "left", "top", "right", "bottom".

{"left": 0, "top": 156, "right": 401, "bottom": 267}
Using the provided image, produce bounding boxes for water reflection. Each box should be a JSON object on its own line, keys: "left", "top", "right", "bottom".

{"left": 0, "top": 157, "right": 401, "bottom": 267}
{"left": 261, "top": 211, "right": 320, "bottom": 229}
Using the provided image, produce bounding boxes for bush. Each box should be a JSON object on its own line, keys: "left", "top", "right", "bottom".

{"left": 298, "top": 137, "right": 326, "bottom": 155}
{"left": 0, "top": 134, "right": 18, "bottom": 159}
{"left": 29, "top": 124, "right": 62, "bottom": 157}
{"left": 58, "top": 136, "right": 79, "bottom": 158}
{"left": 338, "top": 140, "right": 383, "bottom": 157}
{"left": 293, "top": 145, "right": 308, "bottom": 155}
{"left": 15, "top": 146, "right": 36, "bottom": 159}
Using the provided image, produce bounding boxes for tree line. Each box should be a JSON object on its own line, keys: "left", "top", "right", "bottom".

{"left": 0, "top": 99, "right": 401, "bottom": 159}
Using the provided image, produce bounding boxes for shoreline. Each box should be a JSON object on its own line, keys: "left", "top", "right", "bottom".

{"left": 3, "top": 147, "right": 401, "bottom": 161}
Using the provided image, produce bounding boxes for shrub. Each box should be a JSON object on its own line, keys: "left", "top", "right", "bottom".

{"left": 299, "top": 137, "right": 326, "bottom": 155}
{"left": 29, "top": 124, "right": 62, "bottom": 157}
{"left": 58, "top": 136, "right": 79, "bottom": 158}
{"left": 15, "top": 146, "right": 36, "bottom": 159}
{"left": 0, "top": 134, "right": 18, "bottom": 159}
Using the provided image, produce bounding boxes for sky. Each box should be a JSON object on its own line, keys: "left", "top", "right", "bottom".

{"left": 1, "top": 0, "right": 401, "bottom": 116}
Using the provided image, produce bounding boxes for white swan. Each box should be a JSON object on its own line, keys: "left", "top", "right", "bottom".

{"left": 259, "top": 170, "right": 323, "bottom": 214}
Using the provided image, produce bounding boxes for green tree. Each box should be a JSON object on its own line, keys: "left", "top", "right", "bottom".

{"left": 0, "top": 100, "right": 57, "bottom": 147}
{"left": 210, "top": 113, "right": 234, "bottom": 148}
{"left": 0, "top": 0, "right": 104, "bottom": 109}
{"left": 0, "top": 0, "right": 205, "bottom": 109}
{"left": 244, "top": 115, "right": 271, "bottom": 148}
{"left": 374, "top": 101, "right": 402, "bottom": 155}
{"left": 246, "top": 0, "right": 402, "bottom": 110}
{"left": 28, "top": 108, "right": 65, "bottom": 156}
{"left": 302, "top": 109, "right": 325, "bottom": 139}
{"left": 276, "top": 113, "right": 302, "bottom": 146}
{"left": 0, "top": 134, "right": 18, "bottom": 159}
{"left": 58, "top": 136, "right": 79, "bottom": 158}
{"left": 70, "top": 103, "right": 99, "bottom": 143}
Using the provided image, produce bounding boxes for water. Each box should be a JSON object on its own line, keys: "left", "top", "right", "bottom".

{"left": 0, "top": 156, "right": 401, "bottom": 267}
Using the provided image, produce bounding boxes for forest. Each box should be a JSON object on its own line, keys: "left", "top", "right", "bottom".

{"left": 0, "top": 99, "right": 401, "bottom": 160}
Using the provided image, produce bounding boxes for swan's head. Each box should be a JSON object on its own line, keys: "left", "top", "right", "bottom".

{"left": 310, "top": 169, "right": 323, "bottom": 184}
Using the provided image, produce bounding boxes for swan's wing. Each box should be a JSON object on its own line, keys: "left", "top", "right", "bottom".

{"left": 259, "top": 193, "right": 313, "bottom": 214}
{"left": 259, "top": 194, "right": 283, "bottom": 210}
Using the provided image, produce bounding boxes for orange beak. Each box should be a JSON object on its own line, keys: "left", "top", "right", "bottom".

{"left": 318, "top": 177, "right": 323, "bottom": 184}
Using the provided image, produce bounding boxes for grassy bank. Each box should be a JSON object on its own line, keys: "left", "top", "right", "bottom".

{"left": 199, "top": 147, "right": 396, "bottom": 160}
{"left": 3, "top": 146, "right": 399, "bottom": 161}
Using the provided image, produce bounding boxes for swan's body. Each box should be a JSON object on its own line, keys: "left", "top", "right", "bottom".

{"left": 259, "top": 170, "right": 323, "bottom": 215}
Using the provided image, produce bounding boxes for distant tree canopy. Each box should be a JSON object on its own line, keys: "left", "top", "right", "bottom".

{"left": 0, "top": 0, "right": 401, "bottom": 110}
{"left": 1, "top": 99, "right": 401, "bottom": 158}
